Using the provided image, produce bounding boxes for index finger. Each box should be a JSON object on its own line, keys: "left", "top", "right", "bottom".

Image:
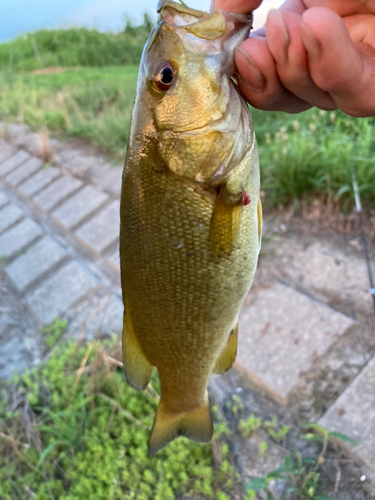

{"left": 213, "top": 0, "right": 262, "bottom": 14}
{"left": 213, "top": 0, "right": 305, "bottom": 15}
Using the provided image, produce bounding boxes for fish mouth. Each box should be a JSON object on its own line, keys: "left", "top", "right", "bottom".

{"left": 157, "top": 0, "right": 252, "bottom": 47}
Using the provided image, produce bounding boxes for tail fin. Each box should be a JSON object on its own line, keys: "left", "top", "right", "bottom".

{"left": 148, "top": 395, "right": 213, "bottom": 455}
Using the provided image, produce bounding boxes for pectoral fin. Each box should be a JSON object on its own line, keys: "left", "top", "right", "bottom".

{"left": 148, "top": 394, "right": 213, "bottom": 455}
{"left": 122, "top": 312, "right": 153, "bottom": 391}
{"left": 212, "top": 323, "right": 238, "bottom": 375}
{"left": 257, "top": 196, "right": 263, "bottom": 245}
{"left": 208, "top": 187, "right": 243, "bottom": 257}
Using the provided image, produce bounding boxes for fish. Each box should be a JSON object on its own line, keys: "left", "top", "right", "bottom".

{"left": 120, "top": 0, "right": 262, "bottom": 455}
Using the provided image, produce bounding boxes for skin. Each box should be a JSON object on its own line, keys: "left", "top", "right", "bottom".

{"left": 213, "top": 0, "right": 375, "bottom": 116}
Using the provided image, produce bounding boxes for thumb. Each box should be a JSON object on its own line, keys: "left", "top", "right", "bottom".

{"left": 301, "top": 7, "right": 375, "bottom": 117}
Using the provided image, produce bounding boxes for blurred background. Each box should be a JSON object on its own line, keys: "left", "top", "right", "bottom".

{"left": 0, "top": 1, "right": 374, "bottom": 499}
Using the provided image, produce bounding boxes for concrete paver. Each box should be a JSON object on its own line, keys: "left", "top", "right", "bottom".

{"left": 5, "top": 157, "right": 43, "bottom": 186}
{"left": 319, "top": 355, "right": 375, "bottom": 468}
{"left": 26, "top": 261, "right": 99, "bottom": 325}
{"left": 0, "top": 217, "right": 43, "bottom": 259}
{"left": 33, "top": 175, "right": 83, "bottom": 214}
{"left": 5, "top": 236, "right": 68, "bottom": 292}
{"left": 0, "top": 141, "right": 15, "bottom": 165}
{"left": 108, "top": 249, "right": 120, "bottom": 274}
{"left": 236, "top": 283, "right": 355, "bottom": 405}
{"left": 0, "top": 190, "right": 9, "bottom": 209}
{"left": 0, "top": 272, "right": 42, "bottom": 380}
{"left": 277, "top": 240, "right": 374, "bottom": 316}
{"left": 0, "top": 203, "right": 24, "bottom": 235}
{"left": 0, "top": 150, "right": 30, "bottom": 177}
{"left": 0, "top": 333, "right": 37, "bottom": 380}
{"left": 75, "top": 200, "right": 120, "bottom": 257}
{"left": 52, "top": 185, "right": 109, "bottom": 231}
{"left": 18, "top": 166, "right": 60, "bottom": 198}
{"left": 102, "top": 293, "right": 123, "bottom": 335}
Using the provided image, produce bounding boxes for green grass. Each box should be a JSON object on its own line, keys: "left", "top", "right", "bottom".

{"left": 0, "top": 339, "right": 236, "bottom": 500}
{"left": 0, "top": 63, "right": 374, "bottom": 210}
{"left": 0, "top": 67, "right": 138, "bottom": 157}
{"left": 0, "top": 17, "right": 153, "bottom": 72}
{"left": 253, "top": 108, "right": 375, "bottom": 211}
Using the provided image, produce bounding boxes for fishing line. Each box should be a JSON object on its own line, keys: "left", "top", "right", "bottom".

{"left": 351, "top": 168, "right": 375, "bottom": 315}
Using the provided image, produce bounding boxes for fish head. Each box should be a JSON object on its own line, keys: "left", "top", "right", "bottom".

{"left": 134, "top": 0, "right": 254, "bottom": 183}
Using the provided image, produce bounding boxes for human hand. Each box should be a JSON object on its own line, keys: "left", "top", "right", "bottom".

{"left": 214, "top": 0, "right": 375, "bottom": 116}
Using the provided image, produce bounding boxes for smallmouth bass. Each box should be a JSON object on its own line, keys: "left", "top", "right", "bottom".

{"left": 120, "top": 0, "right": 262, "bottom": 454}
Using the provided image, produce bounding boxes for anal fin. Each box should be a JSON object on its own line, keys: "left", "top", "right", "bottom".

{"left": 122, "top": 312, "right": 153, "bottom": 391}
{"left": 212, "top": 323, "right": 238, "bottom": 374}
{"left": 208, "top": 187, "right": 243, "bottom": 257}
{"left": 148, "top": 394, "right": 213, "bottom": 455}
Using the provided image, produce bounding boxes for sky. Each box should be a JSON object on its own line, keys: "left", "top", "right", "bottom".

{"left": 0, "top": 0, "right": 282, "bottom": 43}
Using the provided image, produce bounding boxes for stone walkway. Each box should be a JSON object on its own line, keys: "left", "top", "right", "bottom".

{"left": 0, "top": 123, "right": 374, "bottom": 484}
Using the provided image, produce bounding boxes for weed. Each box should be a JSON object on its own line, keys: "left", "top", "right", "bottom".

{"left": 238, "top": 413, "right": 290, "bottom": 442}
{"left": 226, "top": 394, "right": 245, "bottom": 416}
{"left": 40, "top": 316, "right": 68, "bottom": 348}
{"left": 259, "top": 440, "right": 269, "bottom": 459}
{"left": 238, "top": 414, "right": 262, "bottom": 438}
{"left": 245, "top": 423, "right": 358, "bottom": 500}
{"left": 0, "top": 339, "right": 237, "bottom": 499}
{"left": 263, "top": 416, "right": 291, "bottom": 441}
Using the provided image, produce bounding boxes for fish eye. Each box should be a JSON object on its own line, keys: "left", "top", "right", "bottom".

{"left": 153, "top": 62, "right": 175, "bottom": 92}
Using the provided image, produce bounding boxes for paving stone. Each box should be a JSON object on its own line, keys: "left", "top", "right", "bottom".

{"left": 5, "top": 236, "right": 68, "bottom": 292}
{"left": 91, "top": 163, "right": 123, "bottom": 197}
{"left": 102, "top": 293, "right": 123, "bottom": 335}
{"left": 33, "top": 175, "right": 83, "bottom": 214}
{"left": 0, "top": 150, "right": 30, "bottom": 177}
{"left": 0, "top": 203, "right": 25, "bottom": 235}
{"left": 0, "top": 190, "right": 9, "bottom": 209}
{"left": 236, "top": 283, "right": 355, "bottom": 405}
{"left": 0, "top": 141, "right": 15, "bottom": 165}
{"left": 0, "top": 335, "right": 37, "bottom": 380}
{"left": 5, "top": 156, "right": 43, "bottom": 186}
{"left": 0, "top": 217, "right": 43, "bottom": 259}
{"left": 276, "top": 240, "right": 374, "bottom": 316}
{"left": 52, "top": 185, "right": 109, "bottom": 231}
{"left": 108, "top": 249, "right": 120, "bottom": 274}
{"left": 26, "top": 261, "right": 99, "bottom": 325}
{"left": 75, "top": 201, "right": 120, "bottom": 257}
{"left": 319, "top": 355, "right": 375, "bottom": 466}
{"left": 18, "top": 166, "right": 60, "bottom": 198}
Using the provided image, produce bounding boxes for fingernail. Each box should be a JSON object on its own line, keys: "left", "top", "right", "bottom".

{"left": 300, "top": 20, "right": 321, "bottom": 61}
{"left": 267, "top": 9, "right": 290, "bottom": 44}
{"left": 235, "top": 47, "right": 266, "bottom": 92}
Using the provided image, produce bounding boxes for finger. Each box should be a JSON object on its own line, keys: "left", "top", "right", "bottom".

{"left": 343, "top": 14, "right": 375, "bottom": 55}
{"left": 213, "top": 0, "right": 305, "bottom": 15}
{"left": 279, "top": 0, "right": 305, "bottom": 15}
{"left": 301, "top": 7, "right": 375, "bottom": 117}
{"left": 212, "top": 0, "right": 262, "bottom": 14}
{"left": 266, "top": 9, "right": 336, "bottom": 109}
{"left": 235, "top": 36, "right": 311, "bottom": 113}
